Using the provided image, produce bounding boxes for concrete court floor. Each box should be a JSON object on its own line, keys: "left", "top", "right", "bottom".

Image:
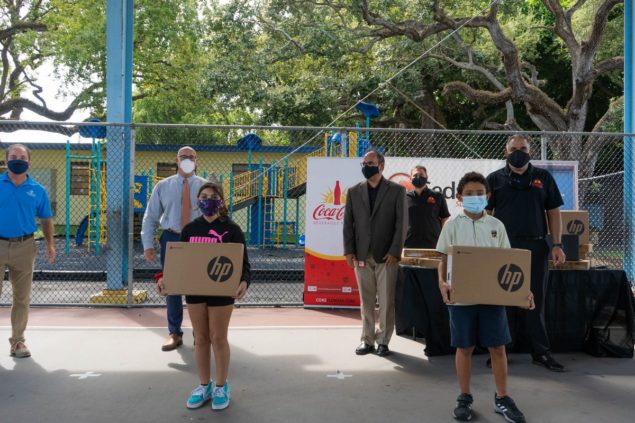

{"left": 1, "top": 307, "right": 634, "bottom": 423}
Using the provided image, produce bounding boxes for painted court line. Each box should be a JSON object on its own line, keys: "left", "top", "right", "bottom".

{"left": 0, "top": 325, "right": 362, "bottom": 330}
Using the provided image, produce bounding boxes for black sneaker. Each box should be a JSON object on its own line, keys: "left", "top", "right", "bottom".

{"left": 494, "top": 395, "right": 526, "bottom": 423}
{"left": 532, "top": 352, "right": 565, "bottom": 372}
{"left": 453, "top": 393, "right": 473, "bottom": 421}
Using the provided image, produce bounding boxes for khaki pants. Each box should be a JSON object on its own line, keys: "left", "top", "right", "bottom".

{"left": 354, "top": 256, "right": 398, "bottom": 345}
{"left": 0, "top": 238, "right": 36, "bottom": 345}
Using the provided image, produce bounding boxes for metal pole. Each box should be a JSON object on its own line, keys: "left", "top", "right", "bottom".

{"left": 283, "top": 157, "right": 289, "bottom": 249}
{"left": 65, "top": 141, "right": 71, "bottom": 254}
{"left": 95, "top": 139, "right": 102, "bottom": 255}
{"left": 106, "top": 0, "right": 134, "bottom": 290}
{"left": 295, "top": 197, "right": 300, "bottom": 246}
{"left": 257, "top": 159, "right": 263, "bottom": 247}
{"left": 625, "top": 0, "right": 635, "bottom": 283}
{"left": 229, "top": 171, "right": 234, "bottom": 219}
{"left": 127, "top": 130, "right": 136, "bottom": 305}
{"left": 540, "top": 135, "right": 547, "bottom": 161}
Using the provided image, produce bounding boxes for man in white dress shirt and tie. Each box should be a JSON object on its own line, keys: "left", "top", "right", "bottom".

{"left": 141, "top": 146, "right": 209, "bottom": 351}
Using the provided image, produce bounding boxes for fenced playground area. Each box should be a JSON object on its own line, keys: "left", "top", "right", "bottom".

{"left": 0, "top": 121, "right": 632, "bottom": 306}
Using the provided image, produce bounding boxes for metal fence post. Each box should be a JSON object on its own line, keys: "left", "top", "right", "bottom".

{"left": 65, "top": 141, "right": 71, "bottom": 254}
{"left": 625, "top": 0, "right": 634, "bottom": 283}
{"left": 541, "top": 135, "right": 547, "bottom": 161}
{"left": 127, "top": 129, "right": 136, "bottom": 305}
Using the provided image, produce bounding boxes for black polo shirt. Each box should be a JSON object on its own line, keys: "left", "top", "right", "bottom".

{"left": 486, "top": 164, "right": 563, "bottom": 239}
{"left": 404, "top": 188, "right": 450, "bottom": 248}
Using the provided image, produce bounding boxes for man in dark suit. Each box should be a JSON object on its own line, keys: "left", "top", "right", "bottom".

{"left": 343, "top": 149, "right": 406, "bottom": 357}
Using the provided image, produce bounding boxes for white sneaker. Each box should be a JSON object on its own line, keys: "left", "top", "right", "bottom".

{"left": 186, "top": 383, "right": 211, "bottom": 409}
{"left": 212, "top": 382, "right": 230, "bottom": 410}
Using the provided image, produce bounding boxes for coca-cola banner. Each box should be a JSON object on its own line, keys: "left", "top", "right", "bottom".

{"left": 304, "top": 157, "right": 362, "bottom": 307}
{"left": 303, "top": 157, "right": 577, "bottom": 307}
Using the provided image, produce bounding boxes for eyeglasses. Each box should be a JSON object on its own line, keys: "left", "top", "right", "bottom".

{"left": 360, "top": 162, "right": 378, "bottom": 167}
{"left": 178, "top": 155, "right": 196, "bottom": 161}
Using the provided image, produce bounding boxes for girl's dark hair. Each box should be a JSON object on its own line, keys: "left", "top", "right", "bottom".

{"left": 457, "top": 171, "right": 490, "bottom": 194}
{"left": 197, "top": 182, "right": 229, "bottom": 220}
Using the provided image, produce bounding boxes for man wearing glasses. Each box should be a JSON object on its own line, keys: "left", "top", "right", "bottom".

{"left": 343, "top": 149, "right": 406, "bottom": 357}
{"left": 142, "top": 146, "right": 211, "bottom": 351}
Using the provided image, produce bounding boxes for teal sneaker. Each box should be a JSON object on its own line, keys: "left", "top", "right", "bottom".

{"left": 212, "top": 382, "right": 230, "bottom": 410}
{"left": 186, "top": 383, "right": 211, "bottom": 409}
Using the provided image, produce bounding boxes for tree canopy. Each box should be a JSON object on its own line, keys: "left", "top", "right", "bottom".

{"left": 0, "top": 0, "right": 625, "bottom": 143}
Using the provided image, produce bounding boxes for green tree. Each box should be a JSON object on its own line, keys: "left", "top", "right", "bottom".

{"left": 0, "top": 0, "right": 204, "bottom": 134}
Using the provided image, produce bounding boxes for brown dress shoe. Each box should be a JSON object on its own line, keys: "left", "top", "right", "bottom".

{"left": 10, "top": 341, "right": 31, "bottom": 358}
{"left": 161, "top": 334, "right": 183, "bottom": 351}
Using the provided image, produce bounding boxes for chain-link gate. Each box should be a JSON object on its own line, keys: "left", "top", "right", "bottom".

{"left": 0, "top": 121, "right": 632, "bottom": 306}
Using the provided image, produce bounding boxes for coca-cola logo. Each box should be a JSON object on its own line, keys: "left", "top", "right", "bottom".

{"left": 313, "top": 204, "right": 345, "bottom": 221}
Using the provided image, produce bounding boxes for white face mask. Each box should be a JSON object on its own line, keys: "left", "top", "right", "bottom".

{"left": 179, "top": 159, "right": 195, "bottom": 174}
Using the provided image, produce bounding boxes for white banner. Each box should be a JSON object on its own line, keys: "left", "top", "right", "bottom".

{"left": 305, "top": 157, "right": 579, "bottom": 255}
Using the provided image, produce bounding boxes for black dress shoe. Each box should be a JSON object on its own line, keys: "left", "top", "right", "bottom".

{"left": 355, "top": 342, "right": 375, "bottom": 355}
{"left": 376, "top": 344, "right": 391, "bottom": 356}
{"left": 532, "top": 353, "right": 566, "bottom": 372}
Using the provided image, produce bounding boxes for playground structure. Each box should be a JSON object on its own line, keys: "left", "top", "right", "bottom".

{"left": 63, "top": 104, "right": 380, "bottom": 253}
{"left": 223, "top": 124, "right": 376, "bottom": 248}
{"left": 65, "top": 123, "right": 107, "bottom": 255}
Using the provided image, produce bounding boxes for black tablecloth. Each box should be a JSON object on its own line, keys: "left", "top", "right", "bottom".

{"left": 395, "top": 266, "right": 635, "bottom": 357}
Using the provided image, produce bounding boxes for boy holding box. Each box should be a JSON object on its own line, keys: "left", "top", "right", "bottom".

{"left": 436, "top": 172, "right": 534, "bottom": 423}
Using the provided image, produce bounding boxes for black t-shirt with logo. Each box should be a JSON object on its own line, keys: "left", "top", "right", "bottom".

{"left": 404, "top": 188, "right": 451, "bottom": 248}
{"left": 180, "top": 216, "right": 251, "bottom": 285}
{"left": 486, "top": 164, "right": 564, "bottom": 239}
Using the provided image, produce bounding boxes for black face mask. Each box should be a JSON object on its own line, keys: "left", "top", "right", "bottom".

{"left": 507, "top": 149, "right": 531, "bottom": 168}
{"left": 8, "top": 159, "right": 29, "bottom": 175}
{"left": 362, "top": 165, "right": 379, "bottom": 180}
{"left": 412, "top": 176, "right": 427, "bottom": 188}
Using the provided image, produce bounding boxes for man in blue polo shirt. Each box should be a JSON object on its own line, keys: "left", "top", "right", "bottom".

{"left": 0, "top": 143, "right": 56, "bottom": 358}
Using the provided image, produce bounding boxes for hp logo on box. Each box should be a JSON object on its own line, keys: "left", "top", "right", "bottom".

{"left": 567, "top": 220, "right": 585, "bottom": 235}
{"left": 207, "top": 256, "right": 234, "bottom": 283}
{"left": 497, "top": 264, "right": 524, "bottom": 292}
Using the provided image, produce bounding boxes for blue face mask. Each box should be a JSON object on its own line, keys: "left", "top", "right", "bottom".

{"left": 8, "top": 159, "right": 29, "bottom": 175}
{"left": 462, "top": 195, "right": 488, "bottom": 214}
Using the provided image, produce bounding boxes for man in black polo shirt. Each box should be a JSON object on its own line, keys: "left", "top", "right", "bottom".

{"left": 404, "top": 165, "right": 450, "bottom": 248}
{"left": 486, "top": 135, "right": 567, "bottom": 372}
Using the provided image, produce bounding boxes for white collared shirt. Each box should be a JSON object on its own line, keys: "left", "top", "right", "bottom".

{"left": 436, "top": 210, "right": 510, "bottom": 254}
{"left": 141, "top": 173, "right": 210, "bottom": 250}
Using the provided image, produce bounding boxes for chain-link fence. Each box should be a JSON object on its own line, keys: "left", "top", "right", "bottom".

{"left": 0, "top": 121, "right": 632, "bottom": 306}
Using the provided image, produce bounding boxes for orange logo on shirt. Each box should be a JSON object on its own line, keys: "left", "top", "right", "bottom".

{"left": 426, "top": 197, "right": 436, "bottom": 204}
{"left": 532, "top": 179, "right": 543, "bottom": 188}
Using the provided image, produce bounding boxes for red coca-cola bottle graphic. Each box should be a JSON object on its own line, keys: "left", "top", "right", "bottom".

{"left": 333, "top": 180, "right": 341, "bottom": 205}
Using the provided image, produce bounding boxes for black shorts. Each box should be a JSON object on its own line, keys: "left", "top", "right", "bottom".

{"left": 185, "top": 295, "right": 235, "bottom": 307}
{"left": 448, "top": 304, "right": 511, "bottom": 348}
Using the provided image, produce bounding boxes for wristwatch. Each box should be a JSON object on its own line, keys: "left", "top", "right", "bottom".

{"left": 552, "top": 243, "right": 563, "bottom": 248}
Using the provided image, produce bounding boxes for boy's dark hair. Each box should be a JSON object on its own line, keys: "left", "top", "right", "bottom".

{"left": 457, "top": 171, "right": 489, "bottom": 194}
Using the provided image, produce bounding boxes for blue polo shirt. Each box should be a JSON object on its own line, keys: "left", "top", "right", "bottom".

{"left": 0, "top": 172, "right": 53, "bottom": 238}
